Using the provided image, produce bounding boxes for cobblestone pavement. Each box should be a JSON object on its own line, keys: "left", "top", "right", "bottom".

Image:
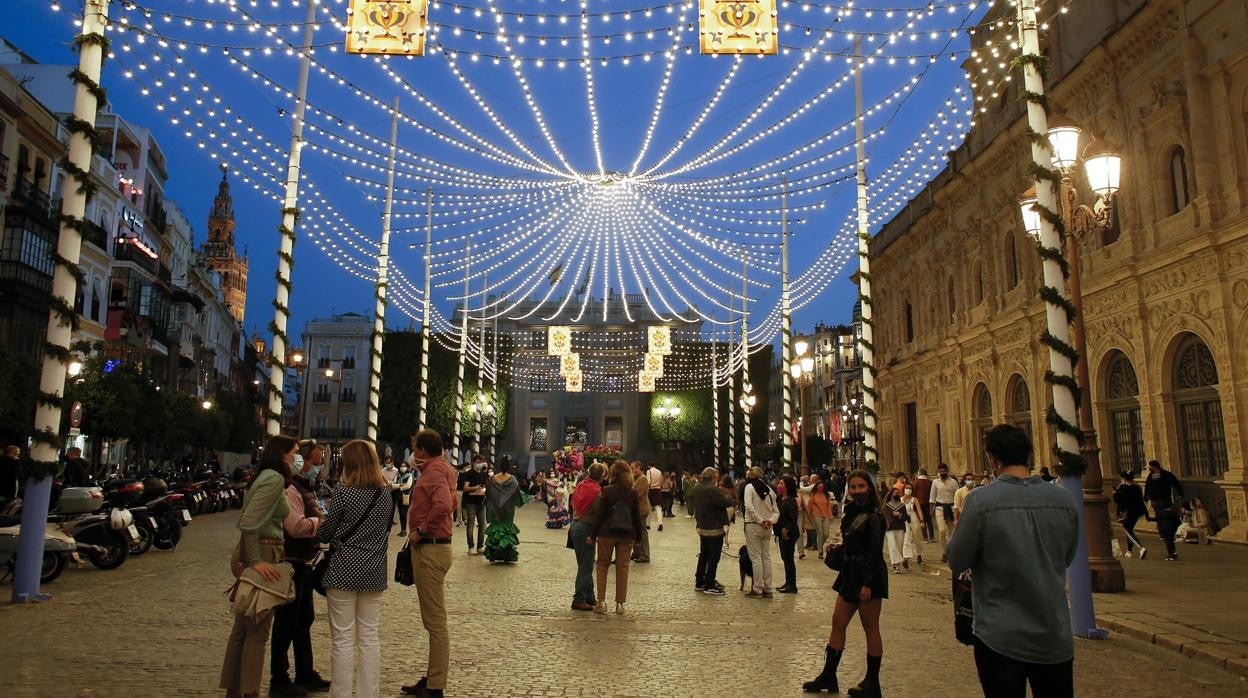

{"left": 4, "top": 503, "right": 1246, "bottom": 697}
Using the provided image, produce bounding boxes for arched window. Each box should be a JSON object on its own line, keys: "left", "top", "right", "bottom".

{"left": 1006, "top": 234, "right": 1020, "bottom": 289}
{"left": 1105, "top": 351, "right": 1144, "bottom": 475}
{"left": 1170, "top": 146, "right": 1190, "bottom": 214}
{"left": 972, "top": 383, "right": 993, "bottom": 471}
{"left": 1171, "top": 334, "right": 1227, "bottom": 477}
{"left": 1007, "top": 375, "right": 1031, "bottom": 437}
{"left": 904, "top": 300, "right": 914, "bottom": 343}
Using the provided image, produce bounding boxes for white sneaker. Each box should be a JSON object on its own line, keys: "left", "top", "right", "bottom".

{"left": 1138, "top": 547, "right": 1147, "bottom": 560}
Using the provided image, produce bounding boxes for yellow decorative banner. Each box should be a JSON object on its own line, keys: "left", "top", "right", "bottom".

{"left": 647, "top": 325, "right": 673, "bottom": 356}
{"left": 565, "top": 370, "right": 583, "bottom": 393}
{"left": 559, "top": 352, "right": 580, "bottom": 377}
{"left": 547, "top": 326, "right": 573, "bottom": 356}
{"left": 346, "top": 0, "right": 429, "bottom": 55}
{"left": 644, "top": 352, "right": 665, "bottom": 378}
{"left": 638, "top": 371, "right": 656, "bottom": 392}
{"left": 698, "top": 0, "right": 778, "bottom": 55}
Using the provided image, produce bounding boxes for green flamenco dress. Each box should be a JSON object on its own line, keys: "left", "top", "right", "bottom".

{"left": 483, "top": 474, "right": 522, "bottom": 563}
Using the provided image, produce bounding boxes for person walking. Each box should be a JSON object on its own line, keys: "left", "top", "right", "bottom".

{"left": 882, "top": 489, "right": 910, "bottom": 573}
{"left": 645, "top": 460, "right": 665, "bottom": 531}
{"left": 629, "top": 461, "right": 654, "bottom": 563}
{"left": 382, "top": 455, "right": 400, "bottom": 527}
{"left": 458, "top": 457, "right": 488, "bottom": 555}
{"left": 319, "top": 440, "right": 394, "bottom": 698}
{"left": 270, "top": 442, "right": 328, "bottom": 697}
{"left": 222, "top": 435, "right": 296, "bottom": 698}
{"left": 1144, "top": 460, "right": 1185, "bottom": 561}
{"left": 808, "top": 481, "right": 835, "bottom": 560}
{"left": 911, "top": 469, "right": 933, "bottom": 542}
{"left": 691, "top": 467, "right": 734, "bottom": 596}
{"left": 661, "top": 470, "right": 677, "bottom": 518}
{"left": 1112, "top": 471, "right": 1148, "bottom": 558}
{"left": 802, "top": 469, "right": 887, "bottom": 696}
{"left": 900, "top": 483, "right": 925, "bottom": 565}
{"left": 947, "top": 425, "right": 1079, "bottom": 697}
{"left": 590, "top": 461, "right": 645, "bottom": 614}
{"left": 395, "top": 461, "right": 414, "bottom": 538}
{"left": 775, "top": 476, "right": 800, "bottom": 594}
{"left": 929, "top": 464, "right": 958, "bottom": 558}
{"left": 402, "top": 429, "right": 457, "bottom": 698}
{"left": 742, "top": 466, "right": 779, "bottom": 598}
{"left": 952, "top": 473, "right": 977, "bottom": 528}
{"left": 568, "top": 461, "right": 606, "bottom": 610}
{"left": 797, "top": 475, "right": 815, "bottom": 557}
{"left": 483, "top": 459, "right": 523, "bottom": 563}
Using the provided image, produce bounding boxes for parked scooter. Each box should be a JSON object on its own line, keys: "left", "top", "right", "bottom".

{"left": 46, "top": 485, "right": 135, "bottom": 570}
{"left": 0, "top": 513, "right": 78, "bottom": 584}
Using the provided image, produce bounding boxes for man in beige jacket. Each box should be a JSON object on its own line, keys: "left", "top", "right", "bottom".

{"left": 630, "top": 461, "right": 653, "bottom": 563}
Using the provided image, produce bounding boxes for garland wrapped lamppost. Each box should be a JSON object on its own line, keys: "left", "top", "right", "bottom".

{"left": 739, "top": 257, "right": 752, "bottom": 470}
{"left": 367, "top": 97, "right": 400, "bottom": 443}
{"left": 14, "top": 0, "right": 111, "bottom": 603}
{"left": 853, "top": 38, "right": 877, "bottom": 469}
{"left": 711, "top": 333, "right": 720, "bottom": 470}
{"left": 266, "top": 0, "right": 318, "bottom": 436}
{"left": 780, "top": 174, "right": 794, "bottom": 473}
{"left": 1014, "top": 0, "right": 1106, "bottom": 638}
{"left": 418, "top": 187, "right": 433, "bottom": 430}
{"left": 452, "top": 243, "right": 471, "bottom": 465}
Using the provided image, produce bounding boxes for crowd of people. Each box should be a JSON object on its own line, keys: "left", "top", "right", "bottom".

{"left": 213, "top": 421, "right": 1209, "bottom": 698}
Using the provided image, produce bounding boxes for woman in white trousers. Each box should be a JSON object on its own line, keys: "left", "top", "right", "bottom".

{"left": 901, "top": 486, "right": 925, "bottom": 564}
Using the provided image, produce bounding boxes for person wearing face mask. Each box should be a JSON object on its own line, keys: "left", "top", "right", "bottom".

{"left": 952, "top": 473, "right": 977, "bottom": 529}
{"left": 929, "top": 464, "right": 959, "bottom": 558}
{"left": 775, "top": 476, "right": 800, "bottom": 593}
{"left": 269, "top": 442, "right": 329, "bottom": 696}
{"left": 900, "top": 484, "right": 925, "bottom": 565}
{"left": 803, "top": 470, "right": 887, "bottom": 696}
{"left": 458, "top": 457, "right": 488, "bottom": 555}
{"left": 396, "top": 461, "right": 414, "bottom": 538}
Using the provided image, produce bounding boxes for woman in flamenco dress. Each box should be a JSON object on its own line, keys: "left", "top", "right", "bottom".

{"left": 483, "top": 459, "right": 523, "bottom": 563}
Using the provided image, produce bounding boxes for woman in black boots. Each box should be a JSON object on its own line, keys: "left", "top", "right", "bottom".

{"left": 803, "top": 469, "right": 887, "bottom": 696}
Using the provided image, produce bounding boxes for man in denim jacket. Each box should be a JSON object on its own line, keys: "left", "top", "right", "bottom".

{"left": 947, "top": 424, "right": 1079, "bottom": 697}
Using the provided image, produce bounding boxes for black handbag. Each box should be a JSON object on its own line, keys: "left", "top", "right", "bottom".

{"left": 394, "top": 541, "right": 414, "bottom": 586}
{"left": 824, "top": 512, "right": 869, "bottom": 572}
{"left": 312, "top": 489, "right": 383, "bottom": 596}
{"left": 953, "top": 570, "right": 975, "bottom": 645}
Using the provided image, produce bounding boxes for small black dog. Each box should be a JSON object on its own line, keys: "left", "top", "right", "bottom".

{"left": 738, "top": 544, "right": 754, "bottom": 590}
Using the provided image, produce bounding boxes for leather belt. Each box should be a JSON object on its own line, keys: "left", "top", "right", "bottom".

{"left": 416, "top": 537, "right": 452, "bottom": 545}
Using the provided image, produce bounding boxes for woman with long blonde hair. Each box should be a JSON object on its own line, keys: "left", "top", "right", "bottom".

{"left": 318, "top": 440, "right": 393, "bottom": 698}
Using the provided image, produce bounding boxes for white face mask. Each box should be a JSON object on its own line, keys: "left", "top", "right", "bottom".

{"left": 904, "top": 487, "right": 913, "bottom": 496}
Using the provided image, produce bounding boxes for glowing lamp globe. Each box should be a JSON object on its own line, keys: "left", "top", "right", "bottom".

{"left": 1019, "top": 197, "right": 1042, "bottom": 239}
{"left": 1047, "top": 125, "right": 1082, "bottom": 171}
{"left": 1084, "top": 152, "right": 1122, "bottom": 198}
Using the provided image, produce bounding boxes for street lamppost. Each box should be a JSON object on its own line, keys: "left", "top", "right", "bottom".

{"left": 290, "top": 349, "right": 306, "bottom": 438}
{"left": 739, "top": 382, "right": 757, "bottom": 469}
{"left": 1018, "top": 119, "right": 1125, "bottom": 593}
{"left": 322, "top": 360, "right": 346, "bottom": 474}
{"left": 841, "top": 398, "right": 863, "bottom": 470}
{"left": 654, "top": 397, "right": 682, "bottom": 448}
{"left": 790, "top": 340, "right": 815, "bottom": 473}
{"left": 468, "top": 391, "right": 496, "bottom": 461}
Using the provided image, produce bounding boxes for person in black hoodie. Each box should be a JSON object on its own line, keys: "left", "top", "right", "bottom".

{"left": 1144, "top": 460, "right": 1185, "bottom": 561}
{"left": 775, "top": 475, "right": 800, "bottom": 594}
{"left": 803, "top": 469, "right": 887, "bottom": 696}
{"left": 1113, "top": 471, "right": 1149, "bottom": 559}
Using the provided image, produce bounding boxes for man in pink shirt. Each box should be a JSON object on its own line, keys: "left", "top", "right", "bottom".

{"left": 402, "top": 429, "right": 456, "bottom": 698}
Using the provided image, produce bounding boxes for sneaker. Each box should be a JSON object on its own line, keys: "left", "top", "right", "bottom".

{"left": 1139, "top": 547, "right": 1148, "bottom": 560}
{"left": 746, "top": 590, "right": 763, "bottom": 598}
{"left": 694, "top": 585, "right": 705, "bottom": 592}
{"left": 702, "top": 586, "right": 725, "bottom": 595}
{"left": 658, "top": 524, "right": 664, "bottom": 532}
{"left": 571, "top": 601, "right": 594, "bottom": 611}
{"left": 892, "top": 564, "right": 901, "bottom": 574}
{"left": 713, "top": 582, "right": 725, "bottom": 591}
{"left": 476, "top": 547, "right": 484, "bottom": 556}
{"left": 467, "top": 548, "right": 476, "bottom": 556}
{"left": 295, "top": 674, "right": 332, "bottom": 691}
{"left": 397, "top": 530, "right": 407, "bottom": 538}
{"left": 761, "top": 591, "right": 774, "bottom": 598}
{"left": 903, "top": 560, "right": 910, "bottom": 569}
{"left": 1165, "top": 554, "right": 1179, "bottom": 561}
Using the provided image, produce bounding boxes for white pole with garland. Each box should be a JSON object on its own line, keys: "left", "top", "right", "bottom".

{"left": 781, "top": 175, "right": 794, "bottom": 473}
{"left": 368, "top": 97, "right": 399, "bottom": 443}
{"left": 1015, "top": 0, "right": 1104, "bottom": 639}
{"left": 13, "top": 0, "right": 110, "bottom": 603}
{"left": 452, "top": 244, "right": 470, "bottom": 465}
{"left": 740, "top": 257, "right": 751, "bottom": 471}
{"left": 854, "top": 38, "right": 878, "bottom": 467}
{"left": 266, "top": 0, "right": 317, "bottom": 436}
{"left": 712, "top": 335, "right": 720, "bottom": 470}
{"left": 475, "top": 273, "right": 487, "bottom": 456}
{"left": 418, "top": 188, "right": 432, "bottom": 431}
{"left": 489, "top": 310, "right": 498, "bottom": 461}
{"left": 727, "top": 327, "right": 737, "bottom": 475}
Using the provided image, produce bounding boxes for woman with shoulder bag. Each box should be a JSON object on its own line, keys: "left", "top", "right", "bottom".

{"left": 803, "top": 470, "right": 888, "bottom": 697}
{"left": 318, "top": 440, "right": 394, "bottom": 698}
{"left": 589, "top": 461, "right": 645, "bottom": 615}
{"left": 222, "top": 435, "right": 296, "bottom": 698}
{"left": 395, "top": 461, "right": 414, "bottom": 537}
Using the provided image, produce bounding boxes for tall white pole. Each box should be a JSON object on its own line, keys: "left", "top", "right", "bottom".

{"left": 266, "top": 0, "right": 317, "bottom": 436}
{"left": 368, "top": 96, "right": 399, "bottom": 443}
{"left": 712, "top": 335, "right": 720, "bottom": 470}
{"left": 1015, "top": 0, "right": 1102, "bottom": 638}
{"left": 452, "top": 244, "right": 470, "bottom": 465}
{"left": 727, "top": 328, "right": 737, "bottom": 474}
{"left": 418, "top": 188, "right": 432, "bottom": 430}
{"left": 780, "top": 175, "right": 794, "bottom": 472}
{"left": 14, "top": 0, "right": 110, "bottom": 603}
{"left": 854, "top": 38, "right": 877, "bottom": 466}
{"left": 740, "top": 257, "right": 752, "bottom": 470}
{"left": 489, "top": 310, "right": 498, "bottom": 461}
{"left": 474, "top": 273, "right": 487, "bottom": 456}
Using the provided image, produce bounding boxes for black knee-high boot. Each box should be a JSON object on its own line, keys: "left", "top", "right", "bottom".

{"left": 846, "top": 654, "right": 882, "bottom": 697}
{"left": 802, "top": 645, "right": 842, "bottom": 693}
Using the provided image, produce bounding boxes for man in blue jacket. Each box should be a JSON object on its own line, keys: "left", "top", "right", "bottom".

{"left": 947, "top": 424, "right": 1079, "bottom": 697}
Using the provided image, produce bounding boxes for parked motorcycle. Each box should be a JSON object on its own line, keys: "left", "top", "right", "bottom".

{"left": 0, "top": 513, "right": 78, "bottom": 585}
{"left": 47, "top": 485, "right": 135, "bottom": 570}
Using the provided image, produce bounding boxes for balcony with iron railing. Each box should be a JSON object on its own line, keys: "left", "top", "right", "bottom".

{"left": 112, "top": 236, "right": 161, "bottom": 277}
{"left": 340, "top": 391, "right": 357, "bottom": 404}
{"left": 82, "top": 219, "right": 109, "bottom": 251}
{"left": 341, "top": 357, "right": 356, "bottom": 369}
{"left": 10, "top": 177, "right": 52, "bottom": 220}
{"left": 311, "top": 392, "right": 332, "bottom": 403}
{"left": 0, "top": 154, "right": 9, "bottom": 191}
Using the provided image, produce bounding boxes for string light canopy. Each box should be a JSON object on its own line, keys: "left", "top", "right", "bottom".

{"left": 44, "top": 0, "right": 1070, "bottom": 389}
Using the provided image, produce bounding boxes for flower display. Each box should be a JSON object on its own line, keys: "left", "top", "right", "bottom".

{"left": 582, "top": 444, "right": 623, "bottom": 462}
{"left": 552, "top": 446, "right": 585, "bottom": 475}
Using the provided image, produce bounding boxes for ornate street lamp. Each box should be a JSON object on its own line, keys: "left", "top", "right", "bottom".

{"left": 1017, "top": 121, "right": 1125, "bottom": 593}
{"left": 468, "top": 391, "right": 496, "bottom": 460}
{"left": 654, "top": 397, "right": 682, "bottom": 447}
{"left": 841, "top": 398, "right": 863, "bottom": 470}
{"left": 791, "top": 344, "right": 815, "bottom": 473}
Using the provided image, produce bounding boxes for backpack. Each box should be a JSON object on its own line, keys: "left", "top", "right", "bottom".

{"left": 604, "top": 497, "right": 634, "bottom": 536}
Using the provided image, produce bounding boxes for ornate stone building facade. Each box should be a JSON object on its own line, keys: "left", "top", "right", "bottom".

{"left": 202, "top": 166, "right": 248, "bottom": 325}
{"left": 869, "top": 0, "right": 1248, "bottom": 539}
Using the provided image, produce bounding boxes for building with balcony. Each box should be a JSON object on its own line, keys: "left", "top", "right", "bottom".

{"left": 867, "top": 0, "right": 1248, "bottom": 539}
{"left": 299, "top": 312, "right": 374, "bottom": 449}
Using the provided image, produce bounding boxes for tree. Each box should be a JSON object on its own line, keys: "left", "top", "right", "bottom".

{"left": 0, "top": 344, "right": 38, "bottom": 447}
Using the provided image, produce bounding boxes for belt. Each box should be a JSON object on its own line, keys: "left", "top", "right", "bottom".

{"left": 415, "top": 537, "right": 452, "bottom": 545}
{"left": 258, "top": 537, "right": 283, "bottom": 544}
